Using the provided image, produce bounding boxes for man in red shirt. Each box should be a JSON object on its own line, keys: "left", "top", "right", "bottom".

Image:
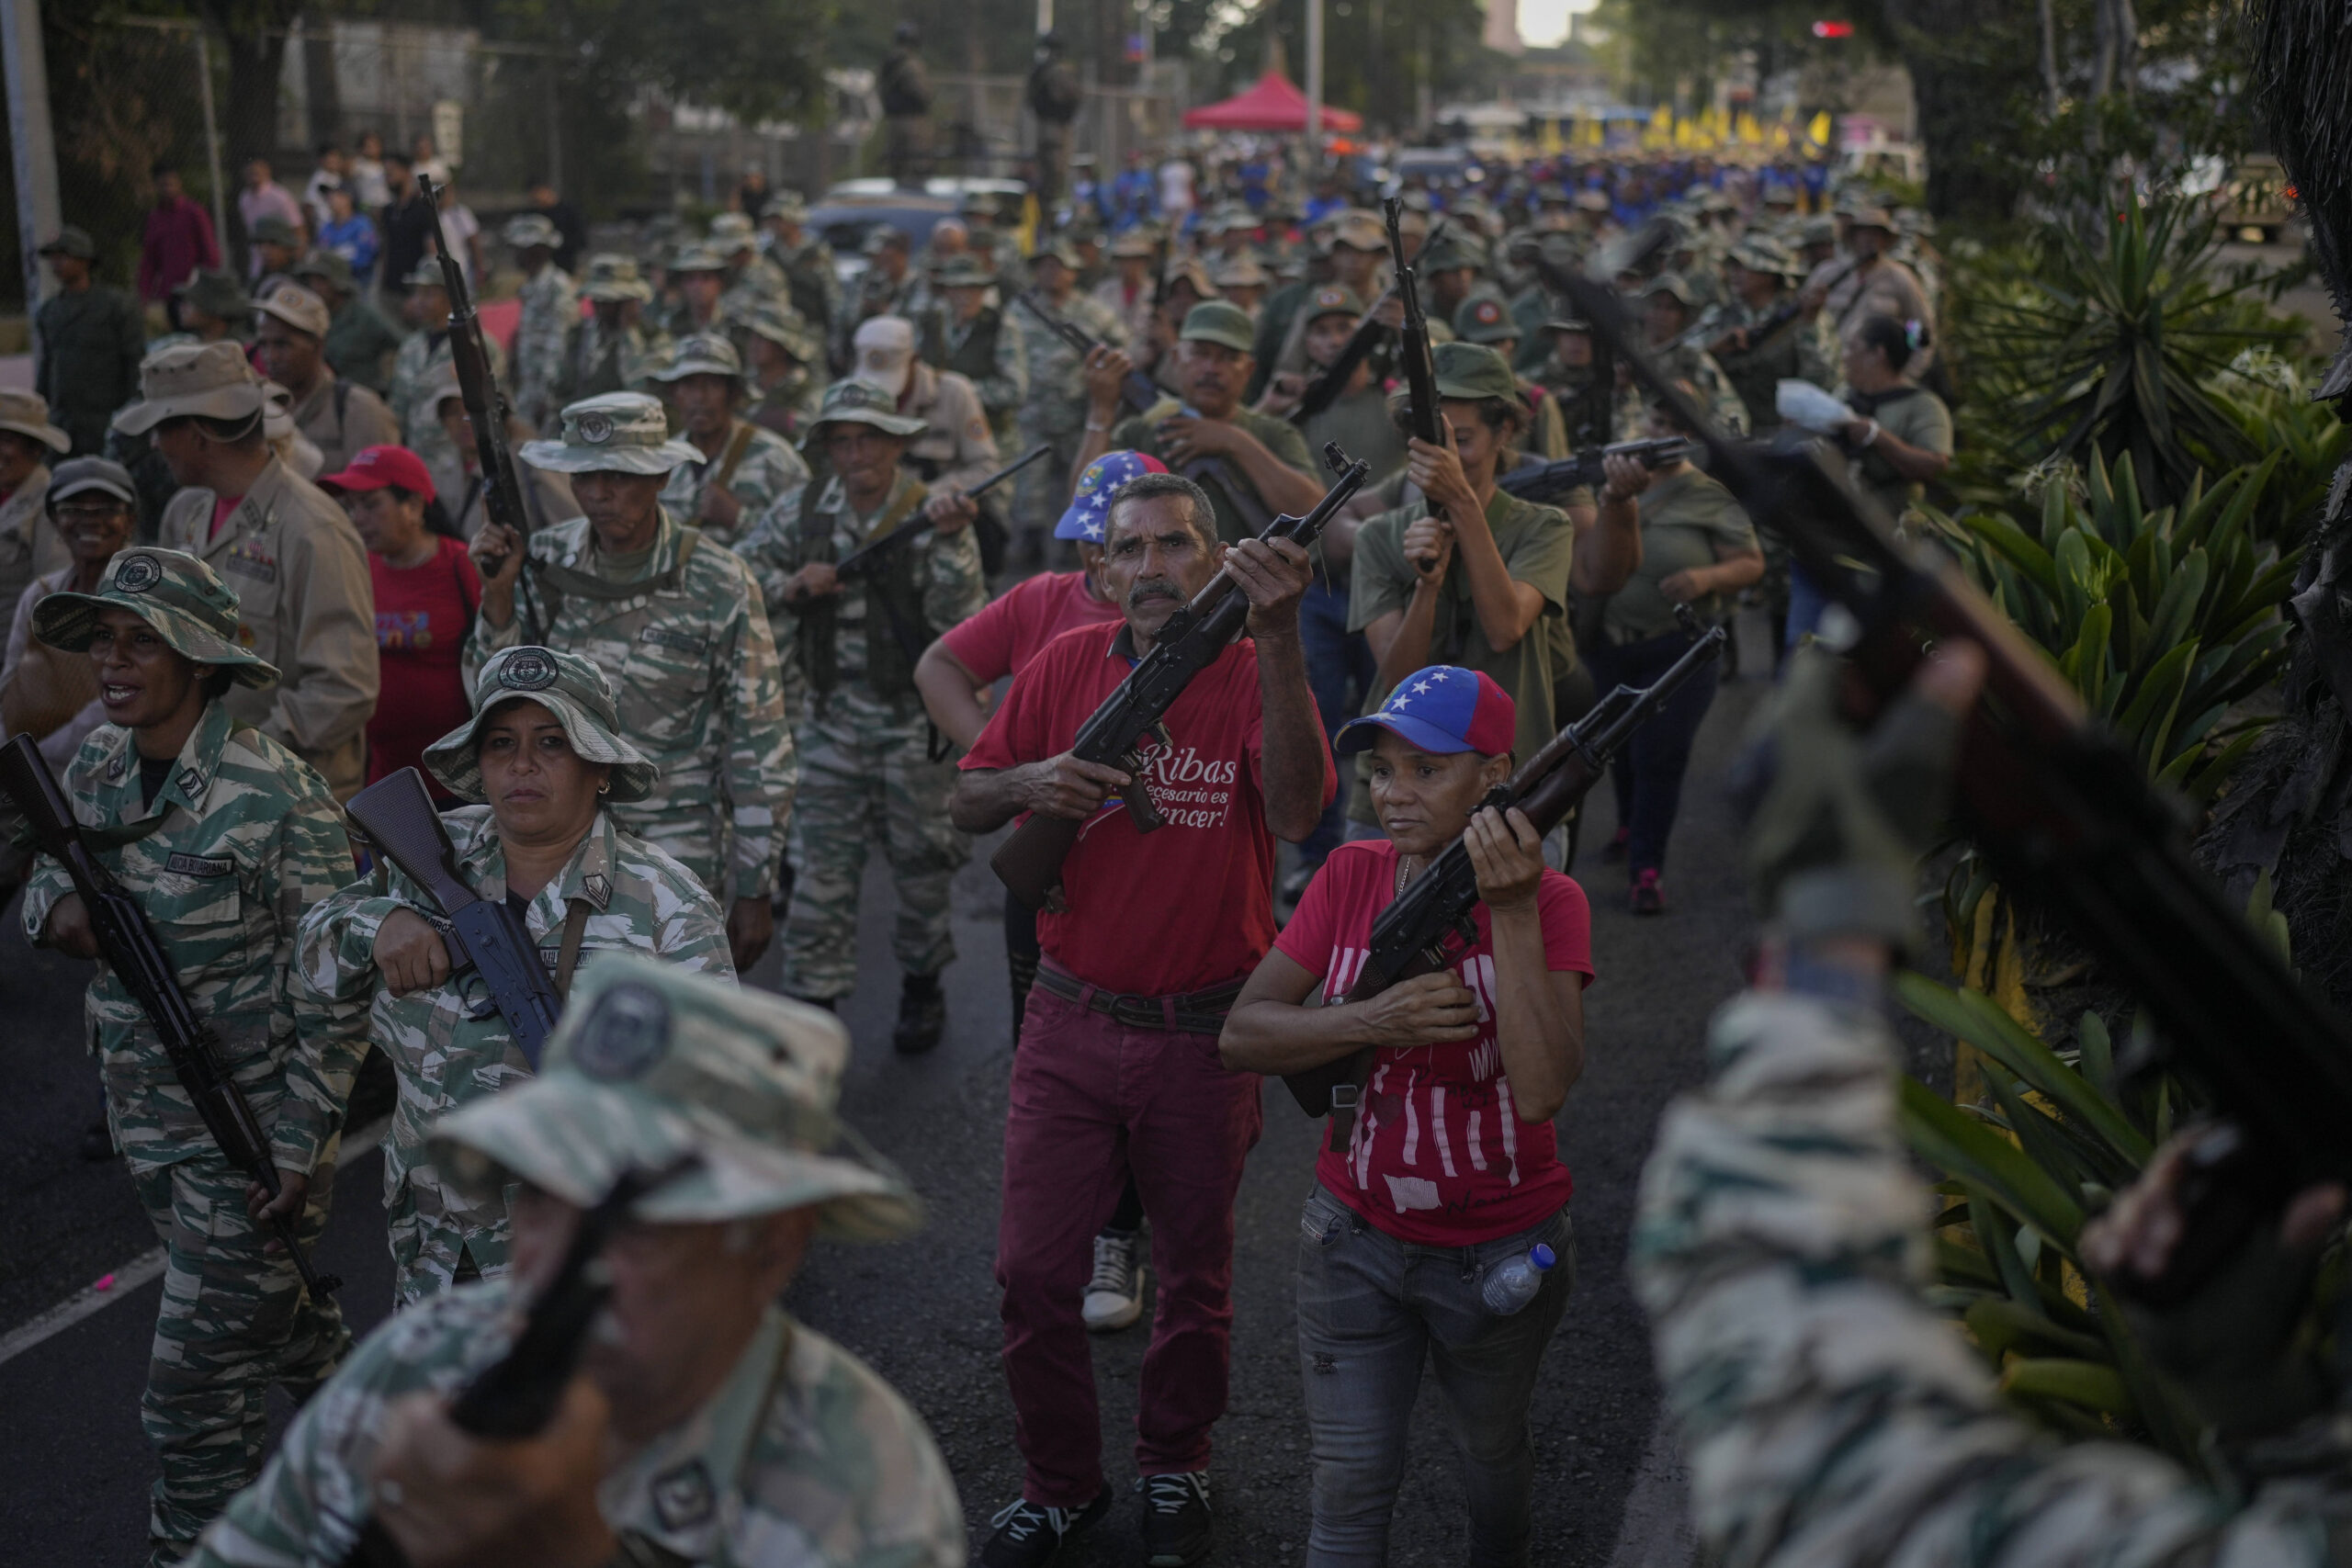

{"left": 954, "top": 469, "right": 1331, "bottom": 1568}
{"left": 140, "top": 164, "right": 222, "bottom": 322}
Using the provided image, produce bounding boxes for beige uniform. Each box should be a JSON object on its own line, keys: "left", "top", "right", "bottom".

{"left": 0, "top": 464, "right": 65, "bottom": 654}
{"left": 898, "top": 361, "right": 1003, "bottom": 495}
{"left": 156, "top": 457, "right": 380, "bottom": 798}
{"left": 286, "top": 371, "right": 401, "bottom": 478}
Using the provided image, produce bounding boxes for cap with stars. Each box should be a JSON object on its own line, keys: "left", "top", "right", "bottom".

{"left": 1055, "top": 449, "right": 1169, "bottom": 542}
{"left": 1335, "top": 666, "right": 1515, "bottom": 758}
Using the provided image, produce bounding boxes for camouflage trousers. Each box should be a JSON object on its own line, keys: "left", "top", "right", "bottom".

{"left": 781, "top": 688, "right": 968, "bottom": 1001}
{"left": 1012, "top": 424, "right": 1081, "bottom": 556}
{"left": 385, "top": 1159, "right": 512, "bottom": 1309}
{"left": 131, "top": 1147, "right": 347, "bottom": 1564}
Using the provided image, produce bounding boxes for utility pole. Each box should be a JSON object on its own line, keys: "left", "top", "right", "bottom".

{"left": 1305, "top": 0, "right": 1323, "bottom": 164}
{"left": 1, "top": 0, "right": 61, "bottom": 327}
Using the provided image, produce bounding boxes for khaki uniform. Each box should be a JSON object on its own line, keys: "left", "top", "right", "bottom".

{"left": 284, "top": 371, "right": 401, "bottom": 477}
{"left": 899, "top": 361, "right": 1003, "bottom": 495}
{"left": 155, "top": 458, "right": 380, "bottom": 798}
{"left": 656, "top": 417, "right": 813, "bottom": 554}
{"left": 0, "top": 464, "right": 65, "bottom": 651}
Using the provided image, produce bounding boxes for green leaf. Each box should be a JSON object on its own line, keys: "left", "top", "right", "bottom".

{"left": 1900, "top": 1077, "right": 2088, "bottom": 1250}
{"left": 2000, "top": 1357, "right": 2132, "bottom": 1415}
{"left": 1897, "top": 975, "right": 2154, "bottom": 1169}
{"left": 2076, "top": 1011, "right": 2114, "bottom": 1097}
{"left": 1964, "top": 513, "right": 2061, "bottom": 599}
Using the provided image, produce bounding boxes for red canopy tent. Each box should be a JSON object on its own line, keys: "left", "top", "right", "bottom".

{"left": 1181, "top": 70, "right": 1363, "bottom": 133}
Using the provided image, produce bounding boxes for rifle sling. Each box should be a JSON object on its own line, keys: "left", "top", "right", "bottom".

{"left": 709, "top": 421, "right": 760, "bottom": 495}
{"left": 529, "top": 526, "right": 703, "bottom": 604}
{"left": 554, "top": 898, "right": 593, "bottom": 1000}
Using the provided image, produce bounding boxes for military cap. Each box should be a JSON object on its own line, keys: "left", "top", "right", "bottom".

{"left": 738, "top": 299, "right": 821, "bottom": 365}
{"left": 253, "top": 282, "right": 332, "bottom": 339}
{"left": 174, "top": 267, "right": 254, "bottom": 321}
{"left": 46, "top": 456, "right": 139, "bottom": 509}
{"left": 1429, "top": 341, "right": 1523, "bottom": 407}
{"left": 1574, "top": 189, "right": 1613, "bottom": 213}
{"left": 1761, "top": 185, "right": 1800, "bottom": 207}
{"left": 36, "top": 226, "right": 96, "bottom": 261}
{"left": 1178, "top": 300, "right": 1256, "bottom": 354}
{"left": 519, "top": 391, "right": 701, "bottom": 477}
{"left": 1303, "top": 285, "right": 1365, "bottom": 324}
{"left": 1642, "top": 272, "right": 1697, "bottom": 309}
{"left": 1847, "top": 205, "right": 1897, "bottom": 233}
{"left": 432, "top": 954, "right": 922, "bottom": 1237}
{"left": 651, "top": 333, "right": 745, "bottom": 383}
{"left": 578, "top": 253, "right": 655, "bottom": 303}
{"left": 1798, "top": 216, "right": 1839, "bottom": 248}
{"left": 1451, "top": 293, "right": 1519, "bottom": 345}
{"left": 761, "top": 192, "right": 809, "bottom": 222}
{"left": 35, "top": 547, "right": 277, "bottom": 687}
{"left": 112, "top": 340, "right": 267, "bottom": 435}
{"left": 1727, "top": 235, "right": 1802, "bottom": 280}
{"left": 1545, "top": 308, "right": 1593, "bottom": 334}
{"left": 1159, "top": 257, "right": 1221, "bottom": 300}
{"left": 669, "top": 241, "right": 729, "bottom": 275}
{"left": 809, "top": 377, "right": 927, "bottom": 438}
{"left": 250, "top": 214, "right": 300, "bottom": 248}
{"left": 1107, "top": 231, "right": 1157, "bottom": 262}
{"left": 1210, "top": 255, "right": 1271, "bottom": 290}
{"left": 403, "top": 256, "right": 449, "bottom": 289}
{"left": 861, "top": 226, "right": 911, "bottom": 255}
{"left": 290, "top": 249, "right": 355, "bottom": 293}
{"left": 422, "top": 645, "right": 659, "bottom": 805}
{"left": 1329, "top": 212, "right": 1387, "bottom": 253}
{"left": 0, "top": 389, "right": 72, "bottom": 455}
{"left": 1417, "top": 233, "right": 1481, "bottom": 274}
{"left": 708, "top": 211, "right": 758, "bottom": 254}
{"left": 502, "top": 213, "right": 561, "bottom": 252}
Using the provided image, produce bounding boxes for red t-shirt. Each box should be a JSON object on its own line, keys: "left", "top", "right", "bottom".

{"left": 963, "top": 621, "right": 1330, "bottom": 997}
{"left": 937, "top": 570, "right": 1124, "bottom": 684}
{"left": 367, "top": 536, "right": 482, "bottom": 795}
{"left": 1275, "top": 838, "right": 1594, "bottom": 1243}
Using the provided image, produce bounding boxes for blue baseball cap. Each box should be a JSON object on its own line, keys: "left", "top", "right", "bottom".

{"left": 1057, "top": 449, "right": 1169, "bottom": 542}
{"left": 1336, "top": 667, "right": 1516, "bottom": 757}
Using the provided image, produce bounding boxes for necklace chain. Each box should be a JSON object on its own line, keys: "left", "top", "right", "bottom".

{"left": 1394, "top": 852, "right": 1416, "bottom": 897}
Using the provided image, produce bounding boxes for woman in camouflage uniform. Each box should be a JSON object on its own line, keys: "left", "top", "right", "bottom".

{"left": 295, "top": 645, "right": 733, "bottom": 1307}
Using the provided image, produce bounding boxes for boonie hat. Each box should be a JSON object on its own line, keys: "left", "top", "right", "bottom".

{"left": 810, "top": 378, "right": 926, "bottom": 438}
{"left": 431, "top": 954, "right": 923, "bottom": 1238}
{"left": 669, "top": 241, "right": 728, "bottom": 275}
{"left": 1451, "top": 294, "right": 1518, "bottom": 345}
{"left": 1108, "top": 232, "right": 1157, "bottom": 260}
{"left": 936, "top": 256, "right": 997, "bottom": 289}
{"left": 503, "top": 213, "right": 560, "bottom": 252}
{"left": 250, "top": 215, "right": 300, "bottom": 249}
{"left": 175, "top": 267, "right": 254, "bottom": 321}
{"left": 652, "top": 333, "right": 745, "bottom": 383}
{"left": 518, "top": 391, "right": 701, "bottom": 477}
{"left": 1574, "top": 190, "right": 1613, "bottom": 214}
{"left": 290, "top": 250, "right": 355, "bottom": 293}
{"left": 112, "top": 341, "right": 267, "bottom": 436}
{"left": 1847, "top": 206, "right": 1897, "bottom": 233}
{"left": 1728, "top": 236, "right": 1802, "bottom": 280}
{"left": 1211, "top": 256, "right": 1271, "bottom": 291}
{"left": 403, "top": 256, "right": 448, "bottom": 289}
{"left": 253, "top": 283, "right": 331, "bottom": 338}
{"left": 1417, "top": 233, "right": 1479, "bottom": 274}
{"left": 422, "top": 646, "right": 658, "bottom": 805}
{"left": 707, "top": 212, "right": 757, "bottom": 254}
{"left": 1057, "top": 450, "right": 1168, "bottom": 542}
{"left": 1329, "top": 213, "right": 1386, "bottom": 253}
{"left": 1337, "top": 666, "right": 1515, "bottom": 757}
{"left": 762, "top": 192, "right": 808, "bottom": 221}
{"left": 37, "top": 226, "right": 96, "bottom": 261}
{"left": 317, "top": 444, "right": 436, "bottom": 501}
{"left": 738, "top": 300, "right": 820, "bottom": 365}
{"left": 1642, "top": 272, "right": 1697, "bottom": 310}
{"left": 46, "top": 457, "right": 139, "bottom": 510}
{"left": 0, "top": 390, "right": 71, "bottom": 455}
{"left": 34, "top": 547, "right": 278, "bottom": 688}
{"left": 578, "top": 254, "right": 654, "bottom": 303}
{"left": 1028, "top": 239, "right": 1081, "bottom": 272}
{"left": 1178, "top": 300, "right": 1255, "bottom": 354}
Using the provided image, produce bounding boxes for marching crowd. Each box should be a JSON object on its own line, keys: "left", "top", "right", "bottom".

{"left": 8, "top": 142, "right": 1964, "bottom": 1568}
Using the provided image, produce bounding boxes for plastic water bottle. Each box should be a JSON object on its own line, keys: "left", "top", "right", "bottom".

{"left": 1481, "top": 1243, "right": 1557, "bottom": 1316}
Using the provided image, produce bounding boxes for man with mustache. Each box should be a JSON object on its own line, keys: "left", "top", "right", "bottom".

{"left": 953, "top": 471, "right": 1331, "bottom": 1567}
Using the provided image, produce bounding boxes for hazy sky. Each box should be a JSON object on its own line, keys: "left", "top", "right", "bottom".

{"left": 1517, "top": 0, "right": 1599, "bottom": 49}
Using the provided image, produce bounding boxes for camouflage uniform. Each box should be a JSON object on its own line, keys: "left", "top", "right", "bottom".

{"left": 0, "top": 438, "right": 62, "bottom": 650}
{"left": 768, "top": 231, "right": 843, "bottom": 341}
{"left": 558, "top": 254, "right": 673, "bottom": 407}
{"left": 1615, "top": 340, "right": 1749, "bottom": 442}
{"left": 917, "top": 292, "right": 1028, "bottom": 452}
{"left": 740, "top": 460, "right": 987, "bottom": 1001}
{"left": 17, "top": 550, "right": 364, "bottom": 1564}
{"left": 187, "top": 956, "right": 962, "bottom": 1568}
{"left": 1013, "top": 288, "right": 1128, "bottom": 556}
{"left": 658, "top": 415, "right": 812, "bottom": 554}
{"left": 294, "top": 649, "right": 732, "bottom": 1303}
{"left": 509, "top": 262, "right": 578, "bottom": 433}
{"left": 388, "top": 327, "right": 507, "bottom": 498}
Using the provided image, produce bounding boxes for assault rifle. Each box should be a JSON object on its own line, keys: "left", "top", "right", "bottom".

{"left": 0, "top": 736, "right": 342, "bottom": 1302}
{"left": 831, "top": 443, "right": 1052, "bottom": 581}
{"left": 1706, "top": 251, "right": 1862, "bottom": 359}
{"left": 419, "top": 175, "right": 547, "bottom": 640}
{"left": 1016, "top": 292, "right": 1161, "bottom": 416}
{"left": 1498, "top": 437, "right": 1700, "bottom": 505}
{"left": 1283, "top": 219, "right": 1449, "bottom": 429}
{"left": 990, "top": 443, "right": 1374, "bottom": 910}
{"left": 1557, "top": 221, "right": 2352, "bottom": 1303}
{"left": 1281, "top": 611, "right": 1727, "bottom": 1145}
{"left": 345, "top": 766, "right": 564, "bottom": 1068}
{"left": 1385, "top": 198, "right": 1443, "bottom": 547}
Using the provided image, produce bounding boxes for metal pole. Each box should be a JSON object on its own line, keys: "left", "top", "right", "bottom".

{"left": 1037, "top": 0, "right": 1053, "bottom": 35}
{"left": 196, "top": 28, "right": 229, "bottom": 255}
{"left": 1305, "top": 0, "right": 1323, "bottom": 160}
{"left": 1, "top": 0, "right": 62, "bottom": 321}
{"left": 546, "top": 53, "right": 563, "bottom": 189}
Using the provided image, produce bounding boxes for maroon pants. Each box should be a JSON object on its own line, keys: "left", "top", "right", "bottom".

{"left": 997, "top": 979, "right": 1265, "bottom": 1506}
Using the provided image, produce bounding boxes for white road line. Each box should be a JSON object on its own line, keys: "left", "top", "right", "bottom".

{"left": 0, "top": 1114, "right": 390, "bottom": 1371}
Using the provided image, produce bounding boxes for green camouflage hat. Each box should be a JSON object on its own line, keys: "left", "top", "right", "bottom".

{"left": 1430, "top": 340, "right": 1521, "bottom": 405}
{"left": 404, "top": 256, "right": 449, "bottom": 290}
{"left": 651, "top": 332, "right": 745, "bottom": 383}
{"left": 34, "top": 547, "right": 278, "bottom": 688}
{"left": 1179, "top": 300, "right": 1256, "bottom": 354}
{"left": 1728, "top": 235, "right": 1802, "bottom": 280}
{"left": 1798, "top": 216, "right": 1838, "bottom": 248}
{"left": 670, "top": 241, "right": 729, "bottom": 275}
{"left": 1026, "top": 239, "right": 1081, "bottom": 272}
{"left": 738, "top": 299, "right": 821, "bottom": 365}
{"left": 1642, "top": 271, "right": 1697, "bottom": 310}
{"left": 290, "top": 249, "right": 355, "bottom": 294}
{"left": 1211, "top": 254, "right": 1271, "bottom": 290}
{"left": 579, "top": 253, "right": 655, "bottom": 303}
{"left": 1451, "top": 292, "right": 1519, "bottom": 345}
{"left": 503, "top": 213, "right": 560, "bottom": 252}
{"left": 175, "top": 266, "right": 254, "bottom": 321}
{"left": 936, "top": 255, "right": 997, "bottom": 288}
{"left": 422, "top": 645, "right": 659, "bottom": 804}
{"left": 761, "top": 192, "right": 808, "bottom": 222}
{"left": 1417, "top": 233, "right": 1480, "bottom": 274}
{"left": 708, "top": 212, "right": 758, "bottom": 254}
{"left": 250, "top": 215, "right": 300, "bottom": 249}
{"left": 431, "top": 953, "right": 923, "bottom": 1238}
{"left": 519, "top": 391, "right": 702, "bottom": 476}
{"left": 809, "top": 378, "right": 926, "bottom": 438}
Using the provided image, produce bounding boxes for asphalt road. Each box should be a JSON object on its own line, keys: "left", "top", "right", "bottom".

{"left": 0, "top": 615, "right": 1780, "bottom": 1567}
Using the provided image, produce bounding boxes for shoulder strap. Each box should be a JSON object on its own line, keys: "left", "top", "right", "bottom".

{"left": 710, "top": 422, "right": 760, "bottom": 494}
{"left": 553, "top": 897, "right": 592, "bottom": 998}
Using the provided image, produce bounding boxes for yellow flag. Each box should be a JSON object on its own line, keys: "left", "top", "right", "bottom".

{"left": 1738, "top": 111, "right": 1763, "bottom": 144}
{"left": 1808, "top": 110, "right": 1834, "bottom": 147}
{"left": 1540, "top": 117, "right": 1564, "bottom": 155}
{"left": 1770, "top": 124, "right": 1792, "bottom": 151}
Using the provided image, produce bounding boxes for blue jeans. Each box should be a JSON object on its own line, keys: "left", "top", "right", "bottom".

{"left": 1300, "top": 571, "right": 1374, "bottom": 866}
{"left": 1584, "top": 629, "right": 1721, "bottom": 877}
{"left": 1785, "top": 560, "right": 1830, "bottom": 651}
{"left": 1295, "top": 1186, "right": 1575, "bottom": 1568}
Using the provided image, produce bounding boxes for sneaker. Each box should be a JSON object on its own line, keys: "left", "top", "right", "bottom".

{"left": 1082, "top": 1229, "right": 1147, "bottom": 1332}
{"left": 978, "top": 1490, "right": 1111, "bottom": 1568}
{"left": 1630, "top": 868, "right": 1667, "bottom": 916}
{"left": 1136, "top": 1471, "right": 1213, "bottom": 1566}
{"left": 893, "top": 972, "right": 945, "bottom": 1054}
{"left": 1601, "top": 825, "right": 1631, "bottom": 863}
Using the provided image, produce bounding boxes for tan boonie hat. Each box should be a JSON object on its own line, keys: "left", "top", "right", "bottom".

{"left": 112, "top": 341, "right": 267, "bottom": 436}
{"left": 669, "top": 242, "right": 729, "bottom": 275}
{"left": 810, "top": 378, "right": 926, "bottom": 438}
{"left": 1108, "top": 231, "right": 1156, "bottom": 260}
{"left": 254, "top": 282, "right": 331, "bottom": 339}
{"left": 503, "top": 213, "right": 561, "bottom": 252}
{"left": 0, "top": 390, "right": 71, "bottom": 454}
{"left": 34, "top": 547, "right": 278, "bottom": 687}
{"left": 738, "top": 300, "right": 820, "bottom": 365}
{"left": 1329, "top": 212, "right": 1385, "bottom": 253}
{"left": 432, "top": 954, "right": 923, "bottom": 1238}
{"left": 1212, "top": 255, "right": 1271, "bottom": 290}
{"left": 651, "top": 333, "right": 745, "bottom": 383}
{"left": 579, "top": 254, "right": 655, "bottom": 303}
{"left": 518, "top": 391, "right": 700, "bottom": 477}
{"left": 404, "top": 256, "right": 449, "bottom": 289}
{"left": 422, "top": 645, "right": 658, "bottom": 804}
{"left": 708, "top": 212, "right": 757, "bottom": 254}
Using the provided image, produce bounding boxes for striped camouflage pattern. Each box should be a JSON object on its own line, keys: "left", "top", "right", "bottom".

{"left": 508, "top": 262, "right": 577, "bottom": 432}
{"left": 555, "top": 312, "right": 673, "bottom": 407}
{"left": 19, "top": 698, "right": 368, "bottom": 1177}
{"left": 292, "top": 807, "right": 731, "bottom": 1304}
{"left": 1014, "top": 289, "right": 1129, "bottom": 547}
{"left": 389, "top": 328, "right": 506, "bottom": 497}
{"left": 1632, "top": 991, "right": 2352, "bottom": 1566}
{"left": 468, "top": 506, "right": 797, "bottom": 903}
{"left": 187, "top": 1292, "right": 964, "bottom": 1568}
{"left": 657, "top": 416, "right": 812, "bottom": 553}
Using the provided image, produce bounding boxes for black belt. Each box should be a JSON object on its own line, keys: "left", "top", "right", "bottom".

{"left": 1032, "top": 964, "right": 1245, "bottom": 1035}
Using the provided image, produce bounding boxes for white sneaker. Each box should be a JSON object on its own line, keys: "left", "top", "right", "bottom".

{"left": 1081, "top": 1229, "right": 1146, "bottom": 1332}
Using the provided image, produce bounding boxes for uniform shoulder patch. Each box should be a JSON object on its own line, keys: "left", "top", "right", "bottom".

{"left": 571, "top": 980, "right": 670, "bottom": 1080}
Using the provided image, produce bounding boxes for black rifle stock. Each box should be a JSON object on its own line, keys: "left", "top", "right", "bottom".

{"left": 1560, "top": 222, "right": 2352, "bottom": 1303}
{"left": 1711, "top": 251, "right": 1860, "bottom": 357}
{"left": 989, "top": 443, "right": 1374, "bottom": 910}
{"left": 345, "top": 767, "right": 563, "bottom": 1068}
{"left": 1281, "top": 615, "right": 1727, "bottom": 1144}
{"left": 1384, "top": 200, "right": 1443, "bottom": 536}
{"left": 0, "top": 737, "right": 342, "bottom": 1301}
{"left": 1016, "top": 292, "right": 1160, "bottom": 415}
{"left": 1497, "top": 436, "right": 1700, "bottom": 505}
{"left": 1285, "top": 219, "right": 1448, "bottom": 428}
{"left": 831, "top": 443, "right": 1053, "bottom": 581}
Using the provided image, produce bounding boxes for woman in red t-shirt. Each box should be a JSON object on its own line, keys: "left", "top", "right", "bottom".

{"left": 321, "top": 445, "right": 481, "bottom": 805}
{"left": 1223, "top": 664, "right": 1591, "bottom": 1565}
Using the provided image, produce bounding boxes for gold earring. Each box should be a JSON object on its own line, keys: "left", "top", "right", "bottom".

{"left": 598, "top": 780, "right": 611, "bottom": 795}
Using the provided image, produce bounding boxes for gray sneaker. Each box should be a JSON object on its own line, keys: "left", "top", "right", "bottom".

{"left": 1081, "top": 1228, "right": 1146, "bottom": 1332}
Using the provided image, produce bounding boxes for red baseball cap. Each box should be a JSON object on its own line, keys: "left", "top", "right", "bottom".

{"left": 318, "top": 444, "right": 435, "bottom": 502}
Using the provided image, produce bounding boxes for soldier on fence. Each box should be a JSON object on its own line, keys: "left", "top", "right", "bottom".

{"left": 254, "top": 284, "right": 401, "bottom": 479}
{"left": 19, "top": 548, "right": 366, "bottom": 1568}
{"left": 468, "top": 391, "right": 795, "bottom": 973}
{"left": 34, "top": 227, "right": 147, "bottom": 458}
{"left": 737, "top": 380, "right": 988, "bottom": 1050}
{"left": 289, "top": 251, "right": 401, "bottom": 398}
{"left": 555, "top": 254, "right": 672, "bottom": 408}
{"left": 292, "top": 647, "right": 731, "bottom": 1304}
{"left": 502, "top": 213, "right": 577, "bottom": 433}
{"left": 919, "top": 255, "right": 1028, "bottom": 457}
{"left": 763, "top": 193, "right": 842, "bottom": 341}
{"left": 1013, "top": 240, "right": 1129, "bottom": 569}
{"left": 879, "top": 22, "right": 935, "bottom": 187}
{"left": 1028, "top": 31, "right": 1083, "bottom": 213}
{"left": 650, "top": 333, "right": 811, "bottom": 553}
{"left": 389, "top": 258, "right": 508, "bottom": 502}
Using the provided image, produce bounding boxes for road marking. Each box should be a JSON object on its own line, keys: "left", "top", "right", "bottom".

{"left": 0, "top": 1115, "right": 389, "bottom": 1371}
